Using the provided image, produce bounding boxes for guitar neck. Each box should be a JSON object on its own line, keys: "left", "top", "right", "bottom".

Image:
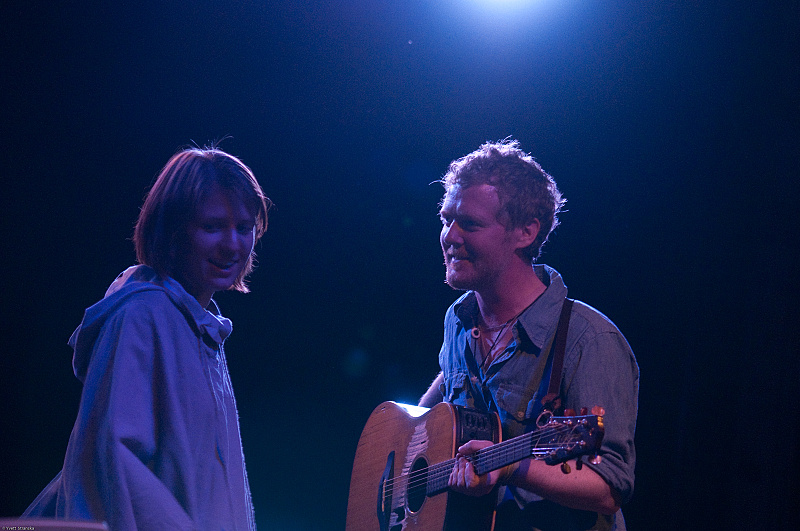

{"left": 472, "top": 431, "right": 540, "bottom": 476}
{"left": 425, "top": 415, "right": 601, "bottom": 496}
{"left": 423, "top": 430, "right": 538, "bottom": 495}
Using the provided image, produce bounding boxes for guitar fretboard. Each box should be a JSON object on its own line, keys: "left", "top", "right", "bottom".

{"left": 422, "top": 419, "right": 592, "bottom": 495}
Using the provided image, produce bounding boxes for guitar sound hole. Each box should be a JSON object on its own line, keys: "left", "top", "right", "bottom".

{"left": 406, "top": 456, "right": 428, "bottom": 513}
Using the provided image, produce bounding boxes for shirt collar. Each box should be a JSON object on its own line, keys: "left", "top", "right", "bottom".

{"left": 517, "top": 264, "right": 568, "bottom": 350}
{"left": 453, "top": 264, "right": 568, "bottom": 350}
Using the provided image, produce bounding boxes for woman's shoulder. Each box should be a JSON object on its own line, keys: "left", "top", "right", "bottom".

{"left": 101, "top": 287, "right": 186, "bottom": 332}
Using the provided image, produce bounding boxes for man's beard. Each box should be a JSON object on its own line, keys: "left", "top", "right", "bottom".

{"left": 444, "top": 258, "right": 491, "bottom": 292}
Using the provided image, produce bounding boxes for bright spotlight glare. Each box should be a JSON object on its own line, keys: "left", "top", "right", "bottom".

{"left": 434, "top": 0, "right": 574, "bottom": 42}
{"left": 457, "top": 0, "right": 556, "bottom": 21}
{"left": 470, "top": 0, "right": 541, "bottom": 11}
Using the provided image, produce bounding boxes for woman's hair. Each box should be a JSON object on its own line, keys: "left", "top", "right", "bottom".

{"left": 441, "top": 139, "right": 565, "bottom": 262}
{"left": 133, "top": 146, "right": 272, "bottom": 293}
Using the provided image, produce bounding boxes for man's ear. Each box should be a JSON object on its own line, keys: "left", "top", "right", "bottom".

{"left": 515, "top": 218, "right": 540, "bottom": 250}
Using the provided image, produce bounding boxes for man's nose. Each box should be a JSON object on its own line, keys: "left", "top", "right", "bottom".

{"left": 441, "top": 222, "right": 462, "bottom": 246}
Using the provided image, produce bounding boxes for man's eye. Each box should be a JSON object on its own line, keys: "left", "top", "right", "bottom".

{"left": 237, "top": 225, "right": 253, "bottom": 235}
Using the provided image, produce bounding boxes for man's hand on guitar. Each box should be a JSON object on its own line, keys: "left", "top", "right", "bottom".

{"left": 448, "top": 440, "right": 518, "bottom": 497}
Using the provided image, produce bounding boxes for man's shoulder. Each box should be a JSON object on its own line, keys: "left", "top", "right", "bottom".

{"left": 570, "top": 299, "right": 619, "bottom": 331}
{"left": 568, "top": 301, "right": 633, "bottom": 368}
{"left": 570, "top": 300, "right": 622, "bottom": 335}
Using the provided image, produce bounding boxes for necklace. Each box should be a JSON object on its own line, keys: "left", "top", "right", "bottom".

{"left": 470, "top": 297, "right": 538, "bottom": 371}
{"left": 472, "top": 317, "right": 518, "bottom": 371}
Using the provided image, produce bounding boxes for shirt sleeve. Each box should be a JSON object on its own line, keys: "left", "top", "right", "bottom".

{"left": 562, "top": 323, "right": 639, "bottom": 505}
{"left": 60, "top": 297, "right": 196, "bottom": 530}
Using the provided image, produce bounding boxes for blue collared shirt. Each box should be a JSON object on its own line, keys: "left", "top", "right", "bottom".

{"left": 438, "top": 265, "right": 639, "bottom": 530}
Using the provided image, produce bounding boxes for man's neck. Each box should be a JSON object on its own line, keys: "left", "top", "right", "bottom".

{"left": 475, "top": 264, "right": 546, "bottom": 327}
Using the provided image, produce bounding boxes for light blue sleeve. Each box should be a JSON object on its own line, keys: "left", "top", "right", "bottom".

{"left": 564, "top": 326, "right": 639, "bottom": 505}
{"left": 60, "top": 298, "right": 196, "bottom": 530}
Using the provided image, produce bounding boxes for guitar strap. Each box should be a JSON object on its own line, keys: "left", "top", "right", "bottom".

{"left": 466, "top": 297, "right": 575, "bottom": 417}
{"left": 540, "top": 298, "right": 574, "bottom": 414}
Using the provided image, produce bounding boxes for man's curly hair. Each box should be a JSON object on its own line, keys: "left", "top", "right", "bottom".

{"left": 441, "top": 139, "right": 565, "bottom": 262}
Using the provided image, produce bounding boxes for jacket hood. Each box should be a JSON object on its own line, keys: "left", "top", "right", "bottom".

{"left": 69, "top": 265, "right": 233, "bottom": 382}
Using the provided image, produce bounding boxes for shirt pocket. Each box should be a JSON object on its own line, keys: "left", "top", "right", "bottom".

{"left": 494, "top": 382, "right": 541, "bottom": 427}
{"left": 444, "top": 371, "right": 471, "bottom": 406}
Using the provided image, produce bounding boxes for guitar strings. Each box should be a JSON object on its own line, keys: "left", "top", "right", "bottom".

{"left": 383, "top": 423, "right": 575, "bottom": 492}
{"left": 393, "top": 442, "right": 574, "bottom": 492}
{"left": 381, "top": 422, "right": 584, "bottom": 492}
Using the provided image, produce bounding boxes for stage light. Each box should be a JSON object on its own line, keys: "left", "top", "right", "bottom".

{"left": 466, "top": 0, "right": 544, "bottom": 13}
{"left": 437, "top": 0, "right": 567, "bottom": 33}
{"left": 476, "top": 0, "right": 537, "bottom": 6}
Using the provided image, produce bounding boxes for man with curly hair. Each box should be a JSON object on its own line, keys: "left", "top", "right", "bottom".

{"left": 420, "top": 139, "right": 639, "bottom": 531}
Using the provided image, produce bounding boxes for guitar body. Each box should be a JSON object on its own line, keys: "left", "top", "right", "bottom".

{"left": 346, "top": 401, "right": 501, "bottom": 531}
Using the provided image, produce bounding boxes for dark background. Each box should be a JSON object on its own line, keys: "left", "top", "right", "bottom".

{"left": 2, "top": 1, "right": 798, "bottom": 529}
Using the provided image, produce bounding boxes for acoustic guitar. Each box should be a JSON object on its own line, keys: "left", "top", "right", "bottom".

{"left": 346, "top": 401, "right": 603, "bottom": 531}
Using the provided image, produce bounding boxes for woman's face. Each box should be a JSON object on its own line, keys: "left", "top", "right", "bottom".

{"left": 174, "top": 186, "right": 256, "bottom": 308}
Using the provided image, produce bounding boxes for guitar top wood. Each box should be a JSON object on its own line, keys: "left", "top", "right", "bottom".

{"left": 346, "top": 401, "right": 501, "bottom": 531}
